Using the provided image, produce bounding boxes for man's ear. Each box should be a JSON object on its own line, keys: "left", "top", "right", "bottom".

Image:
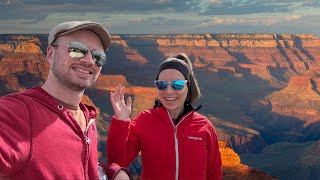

{"left": 46, "top": 46, "right": 54, "bottom": 64}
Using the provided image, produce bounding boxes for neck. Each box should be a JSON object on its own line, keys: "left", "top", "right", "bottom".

{"left": 168, "top": 107, "right": 184, "bottom": 120}
{"left": 42, "top": 80, "right": 84, "bottom": 107}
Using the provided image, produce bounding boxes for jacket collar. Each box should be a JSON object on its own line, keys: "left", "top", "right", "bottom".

{"left": 154, "top": 100, "right": 201, "bottom": 112}
{"left": 153, "top": 101, "right": 202, "bottom": 125}
{"left": 22, "top": 86, "right": 97, "bottom": 119}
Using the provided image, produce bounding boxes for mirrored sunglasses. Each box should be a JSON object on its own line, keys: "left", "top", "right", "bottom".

{"left": 52, "top": 41, "right": 107, "bottom": 67}
{"left": 154, "top": 80, "right": 188, "bottom": 91}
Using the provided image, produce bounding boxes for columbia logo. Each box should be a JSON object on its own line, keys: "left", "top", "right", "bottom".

{"left": 188, "top": 136, "right": 202, "bottom": 141}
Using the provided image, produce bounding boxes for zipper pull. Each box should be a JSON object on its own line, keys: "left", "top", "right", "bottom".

{"left": 85, "top": 135, "right": 92, "bottom": 144}
{"left": 84, "top": 118, "right": 95, "bottom": 145}
{"left": 84, "top": 118, "right": 96, "bottom": 135}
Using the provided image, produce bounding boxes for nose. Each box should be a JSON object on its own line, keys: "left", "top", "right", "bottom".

{"left": 164, "top": 83, "right": 175, "bottom": 93}
{"left": 79, "top": 52, "right": 95, "bottom": 66}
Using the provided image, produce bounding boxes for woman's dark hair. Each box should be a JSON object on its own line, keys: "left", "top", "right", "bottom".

{"left": 174, "top": 53, "right": 201, "bottom": 103}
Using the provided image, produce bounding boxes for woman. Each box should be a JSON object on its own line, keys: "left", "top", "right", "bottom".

{"left": 107, "top": 53, "right": 222, "bottom": 180}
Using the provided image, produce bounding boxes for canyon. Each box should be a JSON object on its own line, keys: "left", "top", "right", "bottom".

{"left": 1, "top": 33, "right": 319, "bottom": 179}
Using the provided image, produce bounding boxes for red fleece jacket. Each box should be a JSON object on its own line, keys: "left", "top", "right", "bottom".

{"left": 0, "top": 87, "right": 127, "bottom": 180}
{"left": 107, "top": 106, "right": 222, "bottom": 180}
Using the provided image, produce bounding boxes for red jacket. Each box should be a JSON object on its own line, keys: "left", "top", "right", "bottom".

{"left": 107, "top": 106, "right": 222, "bottom": 180}
{"left": 0, "top": 87, "right": 124, "bottom": 180}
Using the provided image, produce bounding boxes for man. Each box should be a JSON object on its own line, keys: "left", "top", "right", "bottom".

{"left": 0, "top": 21, "right": 130, "bottom": 180}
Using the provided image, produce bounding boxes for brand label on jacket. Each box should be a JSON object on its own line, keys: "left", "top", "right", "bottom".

{"left": 188, "top": 136, "right": 202, "bottom": 141}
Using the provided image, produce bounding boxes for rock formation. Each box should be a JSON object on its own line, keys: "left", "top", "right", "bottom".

{"left": 220, "top": 141, "right": 278, "bottom": 180}
{"left": 1, "top": 33, "right": 320, "bottom": 179}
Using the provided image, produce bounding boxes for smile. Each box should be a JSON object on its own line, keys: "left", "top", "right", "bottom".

{"left": 73, "top": 67, "right": 92, "bottom": 74}
{"left": 165, "top": 97, "right": 177, "bottom": 101}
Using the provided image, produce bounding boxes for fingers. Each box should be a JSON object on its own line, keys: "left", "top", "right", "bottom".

{"left": 120, "top": 85, "right": 125, "bottom": 101}
{"left": 110, "top": 91, "right": 115, "bottom": 104}
{"left": 114, "top": 84, "right": 125, "bottom": 102}
{"left": 127, "top": 96, "right": 132, "bottom": 110}
{"left": 110, "top": 84, "right": 132, "bottom": 108}
{"left": 109, "top": 84, "right": 133, "bottom": 120}
{"left": 110, "top": 84, "right": 128, "bottom": 102}
{"left": 112, "top": 84, "right": 121, "bottom": 102}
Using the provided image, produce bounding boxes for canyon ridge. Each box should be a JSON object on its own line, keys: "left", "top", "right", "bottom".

{"left": 1, "top": 33, "right": 319, "bottom": 179}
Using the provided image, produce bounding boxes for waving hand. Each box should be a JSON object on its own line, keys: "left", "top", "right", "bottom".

{"left": 110, "top": 84, "right": 132, "bottom": 120}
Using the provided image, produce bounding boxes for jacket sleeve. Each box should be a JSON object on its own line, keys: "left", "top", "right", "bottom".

{"left": 0, "top": 96, "right": 31, "bottom": 177}
{"left": 107, "top": 116, "right": 141, "bottom": 167}
{"left": 206, "top": 123, "right": 222, "bottom": 180}
{"left": 103, "top": 162, "right": 131, "bottom": 180}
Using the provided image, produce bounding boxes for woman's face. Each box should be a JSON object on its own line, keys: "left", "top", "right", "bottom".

{"left": 157, "top": 69, "right": 188, "bottom": 119}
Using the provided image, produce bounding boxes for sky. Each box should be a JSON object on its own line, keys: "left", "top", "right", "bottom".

{"left": 1, "top": 0, "right": 320, "bottom": 36}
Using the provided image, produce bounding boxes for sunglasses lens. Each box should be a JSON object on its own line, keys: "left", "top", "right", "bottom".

{"left": 69, "top": 50, "right": 85, "bottom": 59}
{"left": 155, "top": 80, "right": 168, "bottom": 90}
{"left": 171, "top": 80, "right": 186, "bottom": 90}
{"left": 92, "top": 50, "right": 107, "bottom": 67}
{"left": 68, "top": 42, "right": 88, "bottom": 59}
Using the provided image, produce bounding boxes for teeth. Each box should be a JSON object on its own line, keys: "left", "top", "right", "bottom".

{"left": 165, "top": 97, "right": 176, "bottom": 101}
{"left": 75, "top": 68, "right": 90, "bottom": 74}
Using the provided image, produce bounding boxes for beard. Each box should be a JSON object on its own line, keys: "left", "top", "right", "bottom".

{"left": 51, "top": 54, "right": 99, "bottom": 92}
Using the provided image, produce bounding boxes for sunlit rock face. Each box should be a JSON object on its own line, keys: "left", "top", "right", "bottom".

{"left": 0, "top": 35, "right": 48, "bottom": 94}
{"left": 220, "top": 141, "right": 278, "bottom": 180}
{"left": 1, "top": 33, "right": 320, "bottom": 179}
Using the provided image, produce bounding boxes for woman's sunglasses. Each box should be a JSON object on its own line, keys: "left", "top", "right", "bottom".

{"left": 154, "top": 80, "right": 188, "bottom": 91}
{"left": 52, "top": 41, "right": 107, "bottom": 67}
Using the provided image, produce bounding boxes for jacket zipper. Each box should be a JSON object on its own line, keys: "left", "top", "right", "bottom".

{"left": 167, "top": 110, "right": 193, "bottom": 180}
{"left": 82, "top": 118, "right": 96, "bottom": 180}
{"left": 174, "top": 126, "right": 179, "bottom": 180}
{"left": 60, "top": 105, "right": 96, "bottom": 180}
{"left": 84, "top": 118, "right": 95, "bottom": 144}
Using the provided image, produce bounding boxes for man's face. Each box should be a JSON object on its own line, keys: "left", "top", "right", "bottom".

{"left": 49, "top": 30, "right": 104, "bottom": 91}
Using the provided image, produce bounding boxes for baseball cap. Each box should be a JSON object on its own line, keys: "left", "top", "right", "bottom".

{"left": 48, "top": 21, "right": 111, "bottom": 51}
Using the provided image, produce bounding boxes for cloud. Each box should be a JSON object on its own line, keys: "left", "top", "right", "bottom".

{"left": 190, "top": 0, "right": 320, "bottom": 15}
{"left": 196, "top": 13, "right": 304, "bottom": 28}
{"left": 0, "top": 0, "right": 320, "bottom": 35}
{"left": 127, "top": 16, "right": 189, "bottom": 26}
{"left": 0, "top": 0, "right": 190, "bottom": 23}
{"left": 199, "top": 2, "right": 291, "bottom": 15}
{"left": 0, "top": 0, "right": 318, "bottom": 22}
{"left": 284, "top": 14, "right": 303, "bottom": 21}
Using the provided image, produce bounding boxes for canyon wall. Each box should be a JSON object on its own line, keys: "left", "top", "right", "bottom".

{"left": 1, "top": 33, "right": 320, "bottom": 179}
